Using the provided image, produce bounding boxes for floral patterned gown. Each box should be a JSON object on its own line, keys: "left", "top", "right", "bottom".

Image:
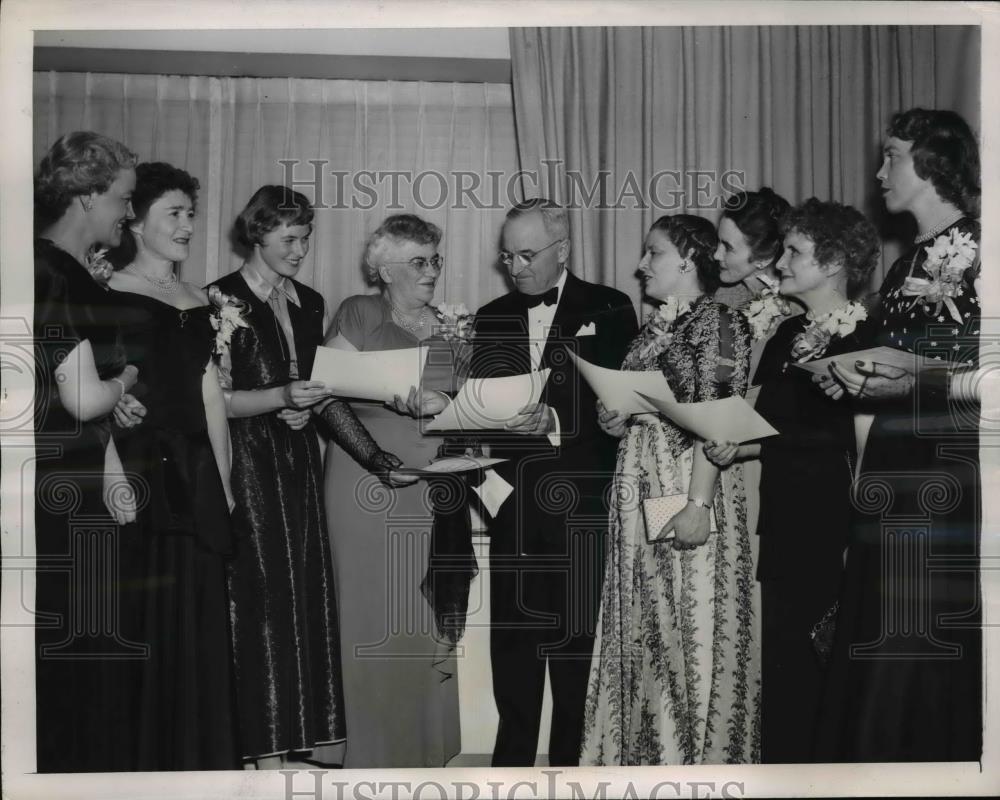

{"left": 581, "top": 295, "right": 760, "bottom": 765}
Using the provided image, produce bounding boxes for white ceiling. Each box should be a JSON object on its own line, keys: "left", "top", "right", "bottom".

{"left": 34, "top": 28, "right": 512, "bottom": 60}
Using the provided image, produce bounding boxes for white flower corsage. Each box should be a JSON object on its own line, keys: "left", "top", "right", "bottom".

{"left": 743, "top": 291, "right": 791, "bottom": 341}
{"left": 85, "top": 246, "right": 113, "bottom": 286}
{"left": 790, "top": 301, "right": 867, "bottom": 363}
{"left": 208, "top": 285, "right": 249, "bottom": 357}
{"left": 636, "top": 296, "right": 692, "bottom": 360}
{"left": 901, "top": 228, "right": 978, "bottom": 324}
{"left": 433, "top": 302, "right": 474, "bottom": 341}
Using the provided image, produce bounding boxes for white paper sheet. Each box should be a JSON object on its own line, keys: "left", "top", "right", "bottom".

{"left": 310, "top": 344, "right": 428, "bottom": 402}
{"left": 790, "top": 345, "right": 952, "bottom": 377}
{"left": 396, "top": 456, "right": 507, "bottom": 475}
{"left": 424, "top": 369, "right": 551, "bottom": 432}
{"left": 567, "top": 351, "right": 676, "bottom": 415}
{"left": 636, "top": 392, "right": 779, "bottom": 443}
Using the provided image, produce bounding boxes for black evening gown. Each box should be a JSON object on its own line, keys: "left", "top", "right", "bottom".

{"left": 207, "top": 270, "right": 345, "bottom": 760}
{"left": 817, "top": 219, "right": 982, "bottom": 762}
{"left": 752, "top": 314, "right": 870, "bottom": 763}
{"left": 110, "top": 292, "right": 239, "bottom": 769}
{"left": 33, "top": 238, "right": 139, "bottom": 772}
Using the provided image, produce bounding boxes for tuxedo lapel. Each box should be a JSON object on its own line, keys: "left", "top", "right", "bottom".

{"left": 539, "top": 271, "right": 586, "bottom": 369}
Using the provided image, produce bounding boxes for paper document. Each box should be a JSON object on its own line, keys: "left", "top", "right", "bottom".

{"left": 396, "top": 456, "right": 507, "bottom": 475}
{"left": 310, "top": 345, "right": 428, "bottom": 403}
{"left": 636, "top": 393, "right": 778, "bottom": 443}
{"left": 424, "top": 370, "right": 551, "bottom": 432}
{"left": 791, "top": 346, "right": 952, "bottom": 377}
{"left": 567, "top": 352, "right": 676, "bottom": 415}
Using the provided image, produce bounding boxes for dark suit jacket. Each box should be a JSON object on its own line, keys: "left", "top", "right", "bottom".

{"left": 471, "top": 270, "right": 637, "bottom": 555}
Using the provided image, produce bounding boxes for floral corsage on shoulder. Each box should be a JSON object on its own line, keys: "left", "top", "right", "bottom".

{"left": 433, "top": 302, "right": 474, "bottom": 341}
{"left": 208, "top": 285, "right": 249, "bottom": 358}
{"left": 902, "top": 227, "right": 979, "bottom": 324}
{"left": 742, "top": 275, "right": 792, "bottom": 341}
{"left": 790, "top": 301, "right": 867, "bottom": 363}
{"left": 635, "top": 296, "right": 692, "bottom": 361}
{"left": 85, "top": 246, "right": 114, "bottom": 287}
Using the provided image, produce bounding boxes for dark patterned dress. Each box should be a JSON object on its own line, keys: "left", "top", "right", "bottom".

{"left": 817, "top": 218, "right": 981, "bottom": 762}
{"left": 109, "top": 293, "right": 238, "bottom": 769}
{"left": 208, "top": 270, "right": 345, "bottom": 760}
{"left": 581, "top": 296, "right": 760, "bottom": 765}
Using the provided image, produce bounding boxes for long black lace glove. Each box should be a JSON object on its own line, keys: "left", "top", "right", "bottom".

{"left": 316, "top": 398, "right": 402, "bottom": 483}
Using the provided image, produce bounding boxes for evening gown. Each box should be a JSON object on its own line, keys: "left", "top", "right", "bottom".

{"left": 34, "top": 238, "right": 138, "bottom": 772}
{"left": 581, "top": 296, "right": 760, "bottom": 765}
{"left": 208, "top": 270, "right": 346, "bottom": 760}
{"left": 109, "top": 292, "right": 238, "bottom": 769}
{"left": 752, "top": 313, "right": 871, "bottom": 763}
{"left": 817, "top": 219, "right": 982, "bottom": 761}
{"left": 323, "top": 294, "right": 461, "bottom": 768}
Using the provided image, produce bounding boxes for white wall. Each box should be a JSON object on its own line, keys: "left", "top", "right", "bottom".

{"left": 34, "top": 28, "right": 511, "bottom": 59}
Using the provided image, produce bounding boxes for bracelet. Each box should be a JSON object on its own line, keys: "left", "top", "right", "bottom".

{"left": 110, "top": 377, "right": 127, "bottom": 401}
{"left": 687, "top": 496, "right": 712, "bottom": 510}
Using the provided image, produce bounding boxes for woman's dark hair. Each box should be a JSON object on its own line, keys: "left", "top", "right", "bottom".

{"left": 780, "top": 198, "right": 880, "bottom": 295}
{"left": 234, "top": 185, "right": 314, "bottom": 250}
{"left": 887, "top": 108, "right": 980, "bottom": 217}
{"left": 720, "top": 187, "right": 791, "bottom": 270}
{"left": 107, "top": 162, "right": 200, "bottom": 268}
{"left": 363, "top": 213, "right": 443, "bottom": 283}
{"left": 649, "top": 214, "right": 722, "bottom": 294}
{"left": 34, "top": 131, "right": 137, "bottom": 229}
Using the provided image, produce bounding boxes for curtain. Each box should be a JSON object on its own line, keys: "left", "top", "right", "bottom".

{"left": 33, "top": 72, "right": 519, "bottom": 315}
{"left": 509, "top": 26, "right": 981, "bottom": 310}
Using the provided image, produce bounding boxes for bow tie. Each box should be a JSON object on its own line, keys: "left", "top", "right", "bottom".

{"left": 522, "top": 286, "right": 559, "bottom": 309}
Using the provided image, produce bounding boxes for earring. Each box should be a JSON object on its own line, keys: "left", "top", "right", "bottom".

{"left": 680, "top": 260, "right": 693, "bottom": 273}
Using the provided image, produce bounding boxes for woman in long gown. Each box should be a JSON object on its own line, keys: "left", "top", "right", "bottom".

{"left": 581, "top": 214, "right": 757, "bottom": 765}
{"left": 816, "top": 108, "right": 982, "bottom": 762}
{"left": 104, "top": 161, "right": 238, "bottom": 769}
{"left": 322, "top": 214, "right": 463, "bottom": 768}
{"left": 33, "top": 131, "right": 142, "bottom": 772}
{"left": 208, "top": 186, "right": 403, "bottom": 767}
{"left": 706, "top": 199, "right": 880, "bottom": 762}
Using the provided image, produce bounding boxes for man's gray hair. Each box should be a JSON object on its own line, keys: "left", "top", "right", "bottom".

{"left": 504, "top": 197, "right": 569, "bottom": 241}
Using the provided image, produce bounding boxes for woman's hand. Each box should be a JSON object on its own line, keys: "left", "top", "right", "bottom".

{"left": 663, "top": 501, "right": 712, "bottom": 551}
{"left": 282, "top": 380, "right": 333, "bottom": 409}
{"left": 369, "top": 450, "right": 421, "bottom": 487}
{"left": 388, "top": 386, "right": 449, "bottom": 418}
{"left": 277, "top": 407, "right": 311, "bottom": 431}
{"left": 596, "top": 399, "right": 628, "bottom": 438}
{"left": 112, "top": 393, "right": 147, "bottom": 429}
{"left": 704, "top": 440, "right": 739, "bottom": 468}
{"left": 813, "top": 369, "right": 845, "bottom": 400}
{"left": 829, "top": 360, "right": 915, "bottom": 400}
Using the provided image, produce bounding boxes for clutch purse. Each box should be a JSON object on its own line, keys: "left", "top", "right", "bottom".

{"left": 643, "top": 493, "right": 718, "bottom": 543}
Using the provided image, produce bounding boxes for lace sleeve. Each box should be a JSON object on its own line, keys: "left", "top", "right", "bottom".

{"left": 316, "top": 397, "right": 383, "bottom": 470}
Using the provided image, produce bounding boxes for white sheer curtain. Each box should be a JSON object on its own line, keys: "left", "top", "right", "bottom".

{"left": 33, "top": 71, "right": 519, "bottom": 314}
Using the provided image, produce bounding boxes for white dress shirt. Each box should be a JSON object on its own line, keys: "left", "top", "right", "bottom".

{"left": 524, "top": 268, "right": 567, "bottom": 446}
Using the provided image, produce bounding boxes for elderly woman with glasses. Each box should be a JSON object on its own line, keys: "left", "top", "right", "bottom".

{"left": 320, "top": 213, "right": 463, "bottom": 768}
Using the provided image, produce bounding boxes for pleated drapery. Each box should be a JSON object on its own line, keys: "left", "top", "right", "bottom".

{"left": 509, "top": 26, "right": 980, "bottom": 311}
{"left": 33, "top": 72, "right": 519, "bottom": 314}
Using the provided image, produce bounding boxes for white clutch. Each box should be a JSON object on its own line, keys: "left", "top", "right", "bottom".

{"left": 643, "top": 493, "right": 718, "bottom": 543}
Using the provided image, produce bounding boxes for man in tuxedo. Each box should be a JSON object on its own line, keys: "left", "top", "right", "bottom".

{"left": 471, "top": 198, "right": 637, "bottom": 766}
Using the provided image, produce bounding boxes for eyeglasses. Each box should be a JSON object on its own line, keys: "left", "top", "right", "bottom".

{"left": 381, "top": 254, "right": 445, "bottom": 272}
{"left": 498, "top": 238, "right": 565, "bottom": 270}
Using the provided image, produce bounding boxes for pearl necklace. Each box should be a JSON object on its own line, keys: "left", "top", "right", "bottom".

{"left": 124, "top": 264, "right": 179, "bottom": 292}
{"left": 914, "top": 211, "right": 965, "bottom": 244}
{"left": 390, "top": 300, "right": 429, "bottom": 334}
